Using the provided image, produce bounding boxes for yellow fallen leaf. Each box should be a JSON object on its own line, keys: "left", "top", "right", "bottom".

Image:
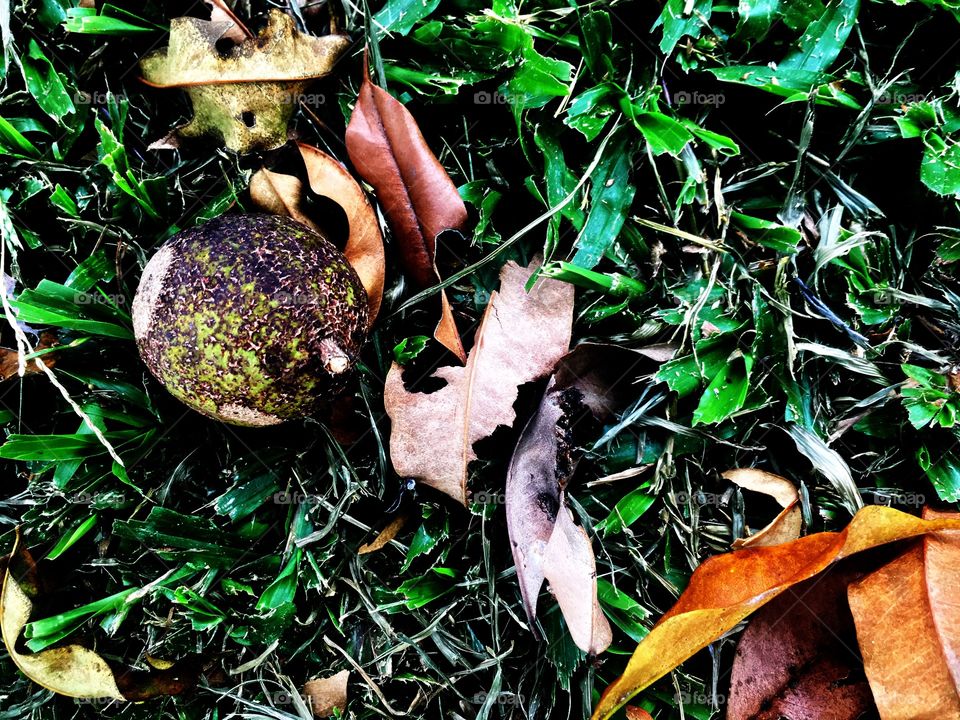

{"left": 358, "top": 514, "right": 408, "bottom": 555}
{"left": 140, "top": 10, "right": 349, "bottom": 153}
{"left": 1, "top": 531, "right": 123, "bottom": 699}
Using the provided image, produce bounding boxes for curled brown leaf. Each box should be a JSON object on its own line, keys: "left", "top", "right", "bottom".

{"left": 507, "top": 344, "right": 649, "bottom": 655}
{"left": 722, "top": 468, "right": 802, "bottom": 549}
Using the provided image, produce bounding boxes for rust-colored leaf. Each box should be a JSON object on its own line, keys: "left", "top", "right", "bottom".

{"left": 624, "top": 707, "right": 654, "bottom": 720}
{"left": 723, "top": 468, "right": 802, "bottom": 548}
{"left": 0, "top": 331, "right": 58, "bottom": 381}
{"left": 384, "top": 258, "right": 573, "bottom": 505}
{"left": 249, "top": 143, "right": 385, "bottom": 324}
{"left": 140, "top": 10, "right": 349, "bottom": 153}
{"left": 507, "top": 344, "right": 649, "bottom": 655}
{"left": 847, "top": 508, "right": 960, "bottom": 719}
{"left": 592, "top": 507, "right": 960, "bottom": 720}
{"left": 727, "top": 563, "right": 875, "bottom": 720}
{"left": 345, "top": 68, "right": 467, "bottom": 360}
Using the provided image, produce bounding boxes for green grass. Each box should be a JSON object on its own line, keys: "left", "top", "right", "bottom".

{"left": 1, "top": 0, "right": 959, "bottom": 718}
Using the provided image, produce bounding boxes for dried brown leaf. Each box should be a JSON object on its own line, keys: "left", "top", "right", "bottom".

{"left": 203, "top": 0, "right": 251, "bottom": 42}
{"left": 384, "top": 258, "right": 573, "bottom": 504}
{"left": 300, "top": 143, "right": 384, "bottom": 324}
{"left": 140, "top": 11, "right": 349, "bottom": 153}
{"left": 507, "top": 344, "right": 649, "bottom": 655}
{"left": 543, "top": 498, "right": 613, "bottom": 655}
{"left": 345, "top": 69, "right": 467, "bottom": 360}
{"left": 303, "top": 669, "right": 349, "bottom": 717}
{"left": 723, "top": 468, "right": 802, "bottom": 548}
{"left": 847, "top": 508, "right": 960, "bottom": 719}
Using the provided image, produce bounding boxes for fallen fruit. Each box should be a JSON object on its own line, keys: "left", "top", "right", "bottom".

{"left": 132, "top": 214, "right": 368, "bottom": 426}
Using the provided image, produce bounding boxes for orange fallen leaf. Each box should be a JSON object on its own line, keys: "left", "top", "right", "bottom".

{"left": 592, "top": 506, "right": 960, "bottom": 719}
{"left": 345, "top": 63, "right": 468, "bottom": 361}
{"left": 384, "top": 257, "right": 573, "bottom": 505}
{"left": 624, "top": 707, "right": 654, "bottom": 720}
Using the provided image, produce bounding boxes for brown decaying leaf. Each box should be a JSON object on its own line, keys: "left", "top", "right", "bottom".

{"left": 303, "top": 669, "right": 349, "bottom": 717}
{"left": 249, "top": 143, "right": 385, "bottom": 324}
{"left": 1, "top": 331, "right": 58, "bottom": 381}
{"left": 624, "top": 707, "right": 654, "bottom": 720}
{"left": 592, "top": 506, "right": 960, "bottom": 720}
{"left": 727, "top": 564, "right": 875, "bottom": 720}
{"left": 723, "top": 468, "right": 802, "bottom": 548}
{"left": 847, "top": 508, "right": 960, "bottom": 720}
{"left": 345, "top": 69, "right": 468, "bottom": 360}
{"left": 140, "top": 10, "right": 350, "bottom": 153}
{"left": 507, "top": 344, "right": 650, "bottom": 655}
{"left": 1, "top": 531, "right": 210, "bottom": 699}
{"left": 358, "top": 514, "right": 408, "bottom": 555}
{"left": 384, "top": 258, "right": 574, "bottom": 505}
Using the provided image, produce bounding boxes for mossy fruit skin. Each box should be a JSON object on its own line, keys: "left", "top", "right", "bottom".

{"left": 132, "top": 214, "right": 368, "bottom": 426}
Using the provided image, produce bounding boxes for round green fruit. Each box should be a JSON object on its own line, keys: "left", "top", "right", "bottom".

{"left": 132, "top": 214, "right": 368, "bottom": 426}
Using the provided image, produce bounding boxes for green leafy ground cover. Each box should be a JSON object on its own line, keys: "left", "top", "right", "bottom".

{"left": 0, "top": 0, "right": 959, "bottom": 717}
